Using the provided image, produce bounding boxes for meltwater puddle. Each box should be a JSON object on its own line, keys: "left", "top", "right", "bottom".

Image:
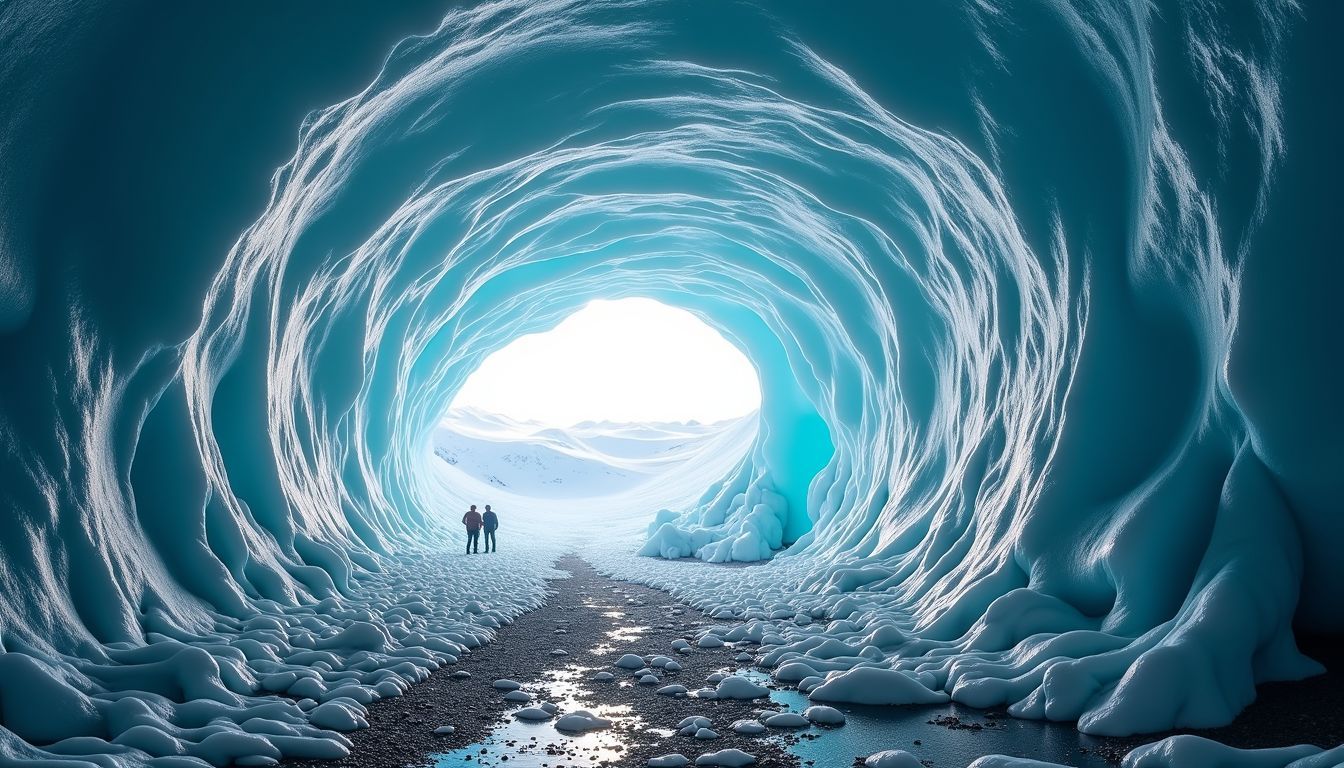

{"left": 428, "top": 665, "right": 666, "bottom": 767}
{"left": 722, "top": 667, "right": 1120, "bottom": 768}
{"left": 419, "top": 557, "right": 1124, "bottom": 768}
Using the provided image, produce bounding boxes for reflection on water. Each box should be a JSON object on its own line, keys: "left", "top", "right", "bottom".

{"left": 428, "top": 716, "right": 637, "bottom": 768}
{"left": 429, "top": 665, "right": 665, "bottom": 768}
{"left": 606, "top": 624, "right": 650, "bottom": 642}
{"left": 429, "top": 651, "right": 1121, "bottom": 768}
{"left": 721, "top": 666, "right": 1119, "bottom": 768}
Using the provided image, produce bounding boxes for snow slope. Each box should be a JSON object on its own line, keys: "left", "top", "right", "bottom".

{"left": 0, "top": 2, "right": 1340, "bottom": 768}
{"left": 430, "top": 408, "right": 756, "bottom": 500}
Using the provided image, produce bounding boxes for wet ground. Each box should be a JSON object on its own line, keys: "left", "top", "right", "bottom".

{"left": 289, "top": 555, "right": 798, "bottom": 768}
{"left": 286, "top": 555, "right": 1343, "bottom": 768}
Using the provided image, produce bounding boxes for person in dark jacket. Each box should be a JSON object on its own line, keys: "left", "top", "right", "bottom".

{"left": 462, "top": 505, "right": 483, "bottom": 554}
{"left": 482, "top": 505, "right": 499, "bottom": 553}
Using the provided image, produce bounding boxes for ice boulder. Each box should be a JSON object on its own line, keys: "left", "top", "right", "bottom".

{"left": 592, "top": 671, "right": 616, "bottom": 682}
{"left": 492, "top": 679, "right": 523, "bottom": 691}
{"left": 649, "top": 755, "right": 691, "bottom": 768}
{"left": 809, "top": 667, "right": 949, "bottom": 705}
{"left": 658, "top": 684, "right": 689, "bottom": 696}
{"left": 694, "top": 727, "right": 720, "bottom": 739}
{"left": 677, "top": 716, "right": 712, "bottom": 736}
{"left": 314, "top": 621, "right": 389, "bottom": 653}
{"left": 194, "top": 730, "right": 283, "bottom": 766}
{"left": 514, "top": 707, "right": 554, "bottom": 721}
{"left": 555, "top": 710, "right": 613, "bottom": 732}
{"left": 763, "top": 712, "right": 809, "bottom": 728}
{"left": 803, "top": 705, "right": 845, "bottom": 725}
{"left": 1105, "top": 735, "right": 1337, "bottom": 768}
{"left": 308, "top": 700, "right": 368, "bottom": 731}
{"left": 774, "top": 662, "right": 820, "bottom": 683}
{"left": 695, "top": 749, "right": 757, "bottom": 766}
{"left": 865, "top": 751, "right": 924, "bottom": 768}
{"left": 616, "top": 654, "right": 647, "bottom": 669}
{"left": 731, "top": 719, "right": 766, "bottom": 734}
{"left": 715, "top": 676, "right": 769, "bottom": 699}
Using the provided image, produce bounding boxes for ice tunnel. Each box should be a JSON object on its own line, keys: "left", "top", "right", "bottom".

{"left": 0, "top": 1, "right": 1340, "bottom": 766}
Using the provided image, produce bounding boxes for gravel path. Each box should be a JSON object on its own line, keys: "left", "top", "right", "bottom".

{"left": 287, "top": 553, "right": 1344, "bottom": 768}
{"left": 288, "top": 555, "right": 801, "bottom": 768}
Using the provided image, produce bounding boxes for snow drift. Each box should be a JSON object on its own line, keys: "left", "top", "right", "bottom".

{"left": 0, "top": 1, "right": 1340, "bottom": 766}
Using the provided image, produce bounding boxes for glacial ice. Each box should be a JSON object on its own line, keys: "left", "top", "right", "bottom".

{"left": 969, "top": 739, "right": 1344, "bottom": 768}
{"left": 864, "top": 752, "right": 925, "bottom": 768}
{"left": 801, "top": 706, "right": 845, "bottom": 725}
{"left": 0, "top": 0, "right": 1339, "bottom": 767}
{"left": 712, "top": 676, "right": 769, "bottom": 700}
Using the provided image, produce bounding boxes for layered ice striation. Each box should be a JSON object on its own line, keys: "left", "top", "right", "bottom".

{"left": 0, "top": 1, "right": 1340, "bottom": 767}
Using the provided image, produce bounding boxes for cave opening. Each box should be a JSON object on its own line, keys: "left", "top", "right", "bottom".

{"left": 432, "top": 297, "right": 762, "bottom": 506}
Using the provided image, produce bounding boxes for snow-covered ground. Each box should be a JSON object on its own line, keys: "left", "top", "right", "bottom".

{"left": 431, "top": 408, "right": 757, "bottom": 500}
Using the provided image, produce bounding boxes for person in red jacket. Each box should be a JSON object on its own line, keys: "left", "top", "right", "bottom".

{"left": 462, "top": 504, "right": 483, "bottom": 554}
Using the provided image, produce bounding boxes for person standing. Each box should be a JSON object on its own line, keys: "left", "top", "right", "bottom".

{"left": 482, "top": 504, "right": 499, "bottom": 553}
{"left": 462, "top": 504, "right": 483, "bottom": 554}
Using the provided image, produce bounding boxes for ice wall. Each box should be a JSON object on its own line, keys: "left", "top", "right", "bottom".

{"left": 0, "top": 0, "right": 1340, "bottom": 765}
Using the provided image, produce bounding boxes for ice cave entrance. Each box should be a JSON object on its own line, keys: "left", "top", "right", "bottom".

{"left": 434, "top": 298, "right": 761, "bottom": 504}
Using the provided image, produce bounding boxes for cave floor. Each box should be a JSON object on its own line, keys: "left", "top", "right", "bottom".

{"left": 283, "top": 555, "right": 1342, "bottom": 768}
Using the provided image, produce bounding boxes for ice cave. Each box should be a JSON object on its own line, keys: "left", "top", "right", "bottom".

{"left": 0, "top": 2, "right": 1339, "bottom": 767}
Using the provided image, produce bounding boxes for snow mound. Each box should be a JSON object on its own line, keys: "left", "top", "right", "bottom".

{"left": 731, "top": 719, "right": 766, "bottom": 735}
{"left": 865, "top": 751, "right": 925, "bottom": 768}
{"left": 695, "top": 749, "right": 757, "bottom": 767}
{"left": 803, "top": 705, "right": 845, "bottom": 725}
{"left": 809, "top": 668, "right": 949, "bottom": 706}
{"left": 677, "top": 716, "right": 712, "bottom": 736}
{"left": 763, "top": 712, "right": 809, "bottom": 728}
{"left": 554, "top": 710, "right": 613, "bottom": 732}
{"left": 714, "top": 676, "right": 769, "bottom": 700}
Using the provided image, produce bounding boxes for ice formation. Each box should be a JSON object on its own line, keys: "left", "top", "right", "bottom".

{"left": 0, "top": 1, "right": 1339, "bottom": 767}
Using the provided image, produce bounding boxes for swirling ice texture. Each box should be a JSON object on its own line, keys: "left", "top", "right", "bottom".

{"left": 0, "top": 0, "right": 1340, "bottom": 765}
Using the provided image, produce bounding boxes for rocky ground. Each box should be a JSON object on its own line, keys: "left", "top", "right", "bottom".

{"left": 288, "top": 555, "right": 802, "bottom": 768}
{"left": 286, "top": 554, "right": 1343, "bottom": 768}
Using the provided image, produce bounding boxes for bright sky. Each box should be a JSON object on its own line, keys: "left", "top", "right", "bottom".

{"left": 450, "top": 298, "right": 761, "bottom": 425}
